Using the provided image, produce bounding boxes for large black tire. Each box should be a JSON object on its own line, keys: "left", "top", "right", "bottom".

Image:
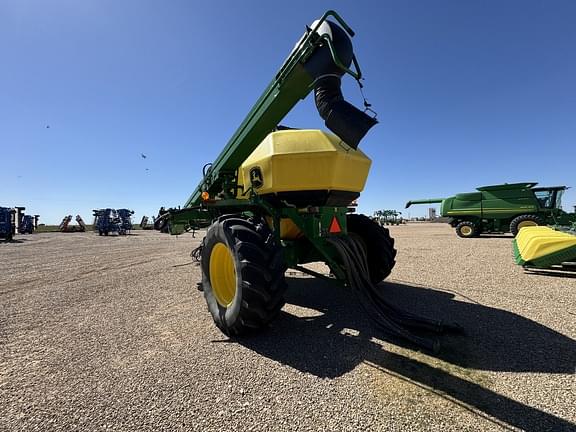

{"left": 347, "top": 214, "right": 397, "bottom": 284}
{"left": 201, "top": 215, "right": 287, "bottom": 336}
{"left": 155, "top": 217, "right": 170, "bottom": 233}
{"left": 455, "top": 221, "right": 479, "bottom": 238}
{"left": 510, "top": 214, "right": 544, "bottom": 237}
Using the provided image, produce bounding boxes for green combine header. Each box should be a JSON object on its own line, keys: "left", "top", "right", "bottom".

{"left": 514, "top": 226, "right": 576, "bottom": 272}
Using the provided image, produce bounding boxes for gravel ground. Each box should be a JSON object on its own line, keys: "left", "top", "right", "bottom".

{"left": 1, "top": 224, "right": 574, "bottom": 431}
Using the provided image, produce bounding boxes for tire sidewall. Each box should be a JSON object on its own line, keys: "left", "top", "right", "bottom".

{"left": 347, "top": 214, "right": 396, "bottom": 283}
{"left": 201, "top": 221, "right": 243, "bottom": 330}
{"left": 456, "top": 221, "right": 476, "bottom": 238}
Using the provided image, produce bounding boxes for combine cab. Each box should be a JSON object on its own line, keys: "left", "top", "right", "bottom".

{"left": 406, "top": 182, "right": 575, "bottom": 237}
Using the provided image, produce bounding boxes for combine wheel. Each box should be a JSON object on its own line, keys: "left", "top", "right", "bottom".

{"left": 455, "top": 221, "right": 478, "bottom": 238}
{"left": 347, "top": 214, "right": 397, "bottom": 284}
{"left": 510, "top": 214, "right": 543, "bottom": 237}
{"left": 201, "top": 216, "right": 287, "bottom": 336}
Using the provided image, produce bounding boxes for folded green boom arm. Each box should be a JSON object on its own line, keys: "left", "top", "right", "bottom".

{"left": 184, "top": 10, "right": 375, "bottom": 208}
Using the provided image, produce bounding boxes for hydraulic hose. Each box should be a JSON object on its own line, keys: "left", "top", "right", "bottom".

{"left": 327, "top": 236, "right": 462, "bottom": 351}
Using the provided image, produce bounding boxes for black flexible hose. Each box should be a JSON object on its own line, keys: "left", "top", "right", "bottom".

{"left": 313, "top": 76, "right": 377, "bottom": 149}
{"left": 343, "top": 236, "right": 448, "bottom": 332}
{"left": 340, "top": 237, "right": 449, "bottom": 333}
{"left": 327, "top": 235, "right": 459, "bottom": 352}
{"left": 191, "top": 245, "right": 202, "bottom": 262}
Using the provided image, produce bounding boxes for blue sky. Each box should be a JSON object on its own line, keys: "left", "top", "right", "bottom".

{"left": 1, "top": 1, "right": 575, "bottom": 224}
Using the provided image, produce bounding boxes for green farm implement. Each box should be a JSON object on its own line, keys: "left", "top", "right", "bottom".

{"left": 406, "top": 182, "right": 575, "bottom": 238}
{"left": 168, "top": 11, "right": 457, "bottom": 350}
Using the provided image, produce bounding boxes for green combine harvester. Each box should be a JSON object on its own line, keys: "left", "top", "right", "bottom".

{"left": 168, "top": 11, "right": 458, "bottom": 351}
{"left": 406, "top": 182, "right": 575, "bottom": 238}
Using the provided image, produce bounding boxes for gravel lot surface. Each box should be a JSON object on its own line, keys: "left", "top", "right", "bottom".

{"left": 1, "top": 224, "right": 574, "bottom": 431}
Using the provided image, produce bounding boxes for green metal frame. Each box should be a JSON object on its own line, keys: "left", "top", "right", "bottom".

{"left": 170, "top": 195, "right": 350, "bottom": 279}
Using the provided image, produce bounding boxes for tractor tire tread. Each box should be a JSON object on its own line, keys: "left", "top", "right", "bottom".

{"left": 509, "top": 214, "right": 544, "bottom": 237}
{"left": 455, "top": 221, "right": 479, "bottom": 238}
{"left": 202, "top": 215, "right": 287, "bottom": 336}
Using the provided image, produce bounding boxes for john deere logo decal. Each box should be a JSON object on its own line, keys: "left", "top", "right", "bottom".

{"left": 249, "top": 167, "right": 264, "bottom": 189}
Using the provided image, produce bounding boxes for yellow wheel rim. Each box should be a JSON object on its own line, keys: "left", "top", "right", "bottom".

{"left": 209, "top": 242, "right": 237, "bottom": 307}
{"left": 461, "top": 226, "right": 473, "bottom": 236}
{"left": 518, "top": 220, "right": 537, "bottom": 230}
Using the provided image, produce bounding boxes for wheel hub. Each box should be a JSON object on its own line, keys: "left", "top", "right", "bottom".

{"left": 209, "top": 242, "right": 237, "bottom": 307}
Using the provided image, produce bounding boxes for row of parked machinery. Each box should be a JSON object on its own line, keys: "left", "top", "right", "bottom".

{"left": 0, "top": 206, "right": 39, "bottom": 241}
{"left": 2, "top": 207, "right": 141, "bottom": 240}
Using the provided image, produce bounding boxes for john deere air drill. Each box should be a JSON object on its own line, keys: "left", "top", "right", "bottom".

{"left": 168, "top": 11, "right": 455, "bottom": 350}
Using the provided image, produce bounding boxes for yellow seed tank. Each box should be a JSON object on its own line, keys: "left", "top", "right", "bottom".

{"left": 239, "top": 130, "right": 371, "bottom": 206}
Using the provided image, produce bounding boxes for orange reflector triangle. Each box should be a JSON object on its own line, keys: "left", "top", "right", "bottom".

{"left": 329, "top": 216, "right": 342, "bottom": 233}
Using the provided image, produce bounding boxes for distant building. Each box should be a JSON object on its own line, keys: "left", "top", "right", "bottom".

{"left": 428, "top": 207, "right": 436, "bottom": 220}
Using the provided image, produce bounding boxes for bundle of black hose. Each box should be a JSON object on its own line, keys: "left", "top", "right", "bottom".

{"left": 344, "top": 237, "right": 448, "bottom": 334}
{"left": 327, "top": 235, "right": 461, "bottom": 353}
{"left": 190, "top": 242, "right": 203, "bottom": 262}
{"left": 348, "top": 244, "right": 445, "bottom": 336}
{"left": 326, "top": 236, "right": 435, "bottom": 350}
